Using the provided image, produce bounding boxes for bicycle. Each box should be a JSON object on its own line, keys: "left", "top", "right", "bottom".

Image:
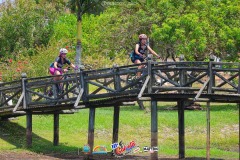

{"left": 46, "top": 67, "right": 80, "bottom": 100}
{"left": 125, "top": 55, "right": 162, "bottom": 109}
{"left": 126, "top": 55, "right": 162, "bottom": 90}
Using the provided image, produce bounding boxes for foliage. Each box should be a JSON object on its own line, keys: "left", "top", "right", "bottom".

{"left": 0, "top": 0, "right": 239, "bottom": 81}
{"left": 0, "top": 0, "right": 62, "bottom": 59}
{"left": 145, "top": 0, "right": 240, "bottom": 61}
{"left": 80, "top": 0, "right": 240, "bottom": 62}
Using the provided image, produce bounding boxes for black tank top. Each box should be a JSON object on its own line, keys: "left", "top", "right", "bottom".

{"left": 134, "top": 42, "right": 148, "bottom": 55}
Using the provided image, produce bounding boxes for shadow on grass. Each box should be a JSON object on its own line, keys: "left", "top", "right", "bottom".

{"left": 99, "top": 102, "right": 239, "bottom": 112}
{"left": 157, "top": 103, "right": 239, "bottom": 112}
{"left": 0, "top": 121, "right": 230, "bottom": 160}
{"left": 0, "top": 120, "right": 83, "bottom": 159}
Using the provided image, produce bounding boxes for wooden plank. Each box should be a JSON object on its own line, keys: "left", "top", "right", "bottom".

{"left": 91, "top": 79, "right": 114, "bottom": 94}
{"left": 74, "top": 88, "right": 84, "bottom": 108}
{"left": 88, "top": 80, "right": 116, "bottom": 93}
{"left": 213, "top": 68, "right": 239, "bottom": 72}
{"left": 212, "top": 87, "right": 237, "bottom": 93}
{"left": 0, "top": 90, "right": 21, "bottom": 107}
{"left": 87, "top": 89, "right": 138, "bottom": 99}
{"left": 152, "top": 86, "right": 200, "bottom": 91}
{"left": 216, "top": 73, "right": 238, "bottom": 87}
{"left": 184, "top": 72, "right": 208, "bottom": 86}
{"left": 194, "top": 78, "right": 210, "bottom": 101}
{"left": 214, "top": 72, "right": 238, "bottom": 89}
{"left": 155, "top": 72, "right": 180, "bottom": 87}
{"left": 138, "top": 76, "right": 150, "bottom": 98}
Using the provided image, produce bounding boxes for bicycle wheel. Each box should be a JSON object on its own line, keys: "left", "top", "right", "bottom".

{"left": 63, "top": 76, "right": 79, "bottom": 99}
{"left": 125, "top": 73, "right": 139, "bottom": 89}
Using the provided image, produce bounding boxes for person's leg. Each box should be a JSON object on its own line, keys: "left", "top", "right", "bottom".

{"left": 54, "top": 70, "right": 63, "bottom": 93}
{"left": 134, "top": 59, "right": 142, "bottom": 78}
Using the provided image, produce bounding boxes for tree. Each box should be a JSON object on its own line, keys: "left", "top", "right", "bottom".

{"left": 0, "top": 0, "right": 62, "bottom": 59}
{"left": 68, "top": 0, "right": 104, "bottom": 69}
{"left": 83, "top": 0, "right": 239, "bottom": 62}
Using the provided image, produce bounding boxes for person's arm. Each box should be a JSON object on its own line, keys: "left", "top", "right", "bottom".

{"left": 147, "top": 46, "right": 160, "bottom": 58}
{"left": 135, "top": 44, "right": 143, "bottom": 57}
{"left": 54, "top": 62, "right": 58, "bottom": 69}
{"left": 70, "top": 63, "right": 76, "bottom": 69}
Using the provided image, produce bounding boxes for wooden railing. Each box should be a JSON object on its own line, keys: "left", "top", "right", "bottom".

{"left": 0, "top": 61, "right": 239, "bottom": 114}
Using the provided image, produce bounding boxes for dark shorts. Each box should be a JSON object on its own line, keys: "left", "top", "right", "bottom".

{"left": 130, "top": 53, "right": 144, "bottom": 63}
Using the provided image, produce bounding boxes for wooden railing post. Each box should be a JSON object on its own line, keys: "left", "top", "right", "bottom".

{"left": 206, "top": 59, "right": 214, "bottom": 160}
{"left": 112, "top": 65, "right": 121, "bottom": 144}
{"left": 80, "top": 71, "right": 88, "bottom": 102}
{"left": 178, "top": 60, "right": 186, "bottom": 159}
{"left": 21, "top": 73, "right": 28, "bottom": 109}
{"left": 113, "top": 64, "right": 121, "bottom": 92}
{"left": 148, "top": 55, "right": 153, "bottom": 94}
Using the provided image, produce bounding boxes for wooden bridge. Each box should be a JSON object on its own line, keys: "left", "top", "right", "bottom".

{"left": 0, "top": 60, "right": 239, "bottom": 159}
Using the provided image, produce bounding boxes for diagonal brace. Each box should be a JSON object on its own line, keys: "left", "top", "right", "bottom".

{"left": 194, "top": 78, "right": 210, "bottom": 102}
{"left": 138, "top": 75, "right": 150, "bottom": 98}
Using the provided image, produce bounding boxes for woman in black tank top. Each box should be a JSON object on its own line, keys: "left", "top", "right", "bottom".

{"left": 133, "top": 34, "right": 161, "bottom": 78}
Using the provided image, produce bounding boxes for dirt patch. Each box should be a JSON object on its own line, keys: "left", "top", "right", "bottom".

{"left": 0, "top": 151, "right": 156, "bottom": 160}
{"left": 0, "top": 151, "right": 236, "bottom": 160}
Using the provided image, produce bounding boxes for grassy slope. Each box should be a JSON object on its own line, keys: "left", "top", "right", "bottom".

{"left": 0, "top": 103, "right": 239, "bottom": 159}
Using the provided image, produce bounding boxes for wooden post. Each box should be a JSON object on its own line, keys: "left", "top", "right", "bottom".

{"left": 81, "top": 71, "right": 88, "bottom": 102}
{"left": 178, "top": 100, "right": 185, "bottom": 159}
{"left": 26, "top": 111, "right": 32, "bottom": 147}
{"left": 151, "top": 100, "right": 158, "bottom": 160}
{"left": 53, "top": 113, "right": 59, "bottom": 146}
{"left": 113, "top": 65, "right": 121, "bottom": 92}
{"left": 178, "top": 61, "right": 185, "bottom": 159}
{"left": 148, "top": 56, "right": 153, "bottom": 94}
{"left": 21, "top": 73, "right": 27, "bottom": 109}
{"left": 206, "top": 101, "right": 210, "bottom": 160}
{"left": 88, "top": 107, "right": 95, "bottom": 154}
{"left": 206, "top": 60, "right": 213, "bottom": 159}
{"left": 112, "top": 105, "right": 120, "bottom": 143}
{"left": 238, "top": 63, "right": 240, "bottom": 107}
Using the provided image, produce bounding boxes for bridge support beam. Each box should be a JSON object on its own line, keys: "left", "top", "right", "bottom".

{"left": 206, "top": 102, "right": 210, "bottom": 160}
{"left": 178, "top": 100, "right": 185, "bottom": 159}
{"left": 53, "top": 113, "right": 59, "bottom": 146}
{"left": 112, "top": 105, "right": 120, "bottom": 143}
{"left": 88, "top": 107, "right": 95, "bottom": 154}
{"left": 26, "top": 111, "right": 32, "bottom": 147}
{"left": 151, "top": 100, "right": 158, "bottom": 160}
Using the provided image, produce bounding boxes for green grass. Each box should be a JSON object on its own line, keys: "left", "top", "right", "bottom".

{"left": 0, "top": 103, "right": 239, "bottom": 159}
